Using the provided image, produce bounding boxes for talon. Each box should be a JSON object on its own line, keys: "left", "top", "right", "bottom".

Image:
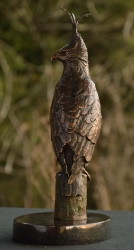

{"left": 68, "top": 178, "right": 72, "bottom": 185}
{"left": 82, "top": 168, "right": 91, "bottom": 181}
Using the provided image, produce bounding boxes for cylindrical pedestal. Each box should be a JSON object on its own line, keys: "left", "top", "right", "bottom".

{"left": 13, "top": 172, "right": 111, "bottom": 245}
{"left": 13, "top": 211, "right": 111, "bottom": 245}
{"left": 54, "top": 173, "right": 87, "bottom": 220}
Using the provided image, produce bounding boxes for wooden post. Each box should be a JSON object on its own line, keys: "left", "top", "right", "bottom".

{"left": 54, "top": 173, "right": 87, "bottom": 221}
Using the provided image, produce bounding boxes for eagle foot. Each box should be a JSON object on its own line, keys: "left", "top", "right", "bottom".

{"left": 81, "top": 167, "right": 91, "bottom": 181}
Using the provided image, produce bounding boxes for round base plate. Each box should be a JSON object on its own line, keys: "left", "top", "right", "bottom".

{"left": 13, "top": 212, "right": 111, "bottom": 245}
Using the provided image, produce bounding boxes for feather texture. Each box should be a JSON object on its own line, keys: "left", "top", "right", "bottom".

{"left": 50, "top": 9, "right": 101, "bottom": 186}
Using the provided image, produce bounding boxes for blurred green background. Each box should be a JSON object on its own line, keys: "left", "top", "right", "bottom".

{"left": 0, "top": 0, "right": 134, "bottom": 210}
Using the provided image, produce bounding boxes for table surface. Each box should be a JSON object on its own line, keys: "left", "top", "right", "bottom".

{"left": 0, "top": 208, "right": 134, "bottom": 250}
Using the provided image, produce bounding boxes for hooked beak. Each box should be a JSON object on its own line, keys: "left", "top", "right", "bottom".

{"left": 51, "top": 53, "right": 57, "bottom": 62}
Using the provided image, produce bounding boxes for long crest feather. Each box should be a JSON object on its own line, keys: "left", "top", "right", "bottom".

{"left": 61, "top": 7, "right": 75, "bottom": 26}
{"left": 71, "top": 13, "right": 76, "bottom": 25}
{"left": 61, "top": 7, "right": 90, "bottom": 31}
{"left": 76, "top": 14, "right": 91, "bottom": 25}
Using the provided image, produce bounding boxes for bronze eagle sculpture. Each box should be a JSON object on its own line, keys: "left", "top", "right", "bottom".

{"left": 50, "top": 8, "right": 101, "bottom": 188}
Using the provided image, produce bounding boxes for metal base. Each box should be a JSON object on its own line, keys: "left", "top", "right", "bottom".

{"left": 13, "top": 211, "right": 111, "bottom": 245}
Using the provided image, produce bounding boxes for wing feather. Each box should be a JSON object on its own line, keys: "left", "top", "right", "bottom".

{"left": 50, "top": 76, "right": 101, "bottom": 170}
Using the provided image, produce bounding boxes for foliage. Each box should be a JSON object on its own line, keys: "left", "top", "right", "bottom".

{"left": 0, "top": 0, "right": 134, "bottom": 209}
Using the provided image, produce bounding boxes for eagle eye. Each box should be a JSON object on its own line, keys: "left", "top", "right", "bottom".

{"left": 59, "top": 50, "right": 68, "bottom": 56}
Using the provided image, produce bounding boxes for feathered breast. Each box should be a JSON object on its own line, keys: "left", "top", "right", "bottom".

{"left": 50, "top": 74, "right": 101, "bottom": 163}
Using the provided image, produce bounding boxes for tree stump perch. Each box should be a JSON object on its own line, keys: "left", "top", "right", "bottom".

{"left": 54, "top": 173, "right": 87, "bottom": 220}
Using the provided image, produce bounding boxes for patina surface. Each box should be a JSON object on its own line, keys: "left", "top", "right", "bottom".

{"left": 12, "top": 10, "right": 111, "bottom": 246}
{"left": 50, "top": 8, "right": 101, "bottom": 220}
